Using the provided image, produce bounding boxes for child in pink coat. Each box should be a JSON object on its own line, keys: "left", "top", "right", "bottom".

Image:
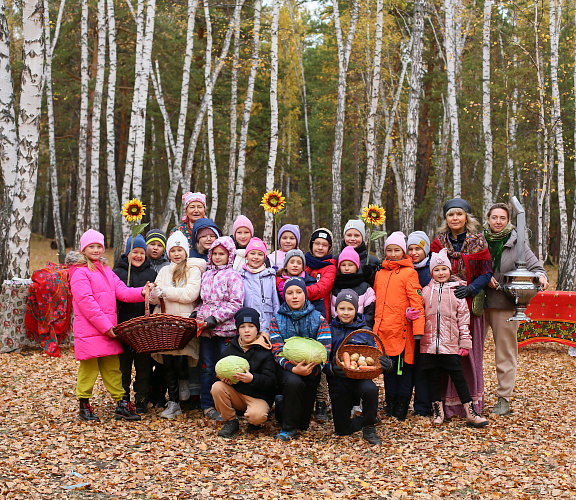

{"left": 68, "top": 229, "right": 154, "bottom": 422}
{"left": 420, "top": 248, "right": 488, "bottom": 428}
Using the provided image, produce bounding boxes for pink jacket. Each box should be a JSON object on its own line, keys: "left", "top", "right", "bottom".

{"left": 69, "top": 260, "right": 144, "bottom": 361}
{"left": 420, "top": 278, "right": 472, "bottom": 355}
{"left": 196, "top": 236, "right": 245, "bottom": 338}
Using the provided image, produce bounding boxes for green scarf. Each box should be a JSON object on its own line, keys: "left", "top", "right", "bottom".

{"left": 483, "top": 221, "right": 514, "bottom": 272}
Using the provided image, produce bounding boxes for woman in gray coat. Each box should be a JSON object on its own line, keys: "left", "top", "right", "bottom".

{"left": 484, "top": 203, "right": 549, "bottom": 416}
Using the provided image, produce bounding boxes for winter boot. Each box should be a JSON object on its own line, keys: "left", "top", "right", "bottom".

{"left": 384, "top": 396, "right": 397, "bottom": 417}
{"left": 114, "top": 400, "right": 141, "bottom": 421}
{"left": 491, "top": 397, "right": 511, "bottom": 416}
{"left": 393, "top": 396, "right": 411, "bottom": 421}
{"left": 431, "top": 401, "right": 444, "bottom": 425}
{"left": 135, "top": 396, "right": 149, "bottom": 414}
{"left": 314, "top": 401, "right": 328, "bottom": 424}
{"left": 79, "top": 399, "right": 99, "bottom": 422}
{"left": 245, "top": 423, "right": 261, "bottom": 435}
{"left": 362, "top": 425, "right": 382, "bottom": 446}
{"left": 161, "top": 401, "right": 183, "bottom": 419}
{"left": 464, "top": 402, "right": 489, "bottom": 428}
{"left": 217, "top": 419, "right": 240, "bottom": 438}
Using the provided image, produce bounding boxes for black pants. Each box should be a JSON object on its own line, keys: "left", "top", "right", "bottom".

{"left": 328, "top": 377, "right": 379, "bottom": 435}
{"left": 119, "top": 342, "right": 152, "bottom": 403}
{"left": 421, "top": 353, "right": 472, "bottom": 404}
{"left": 149, "top": 359, "right": 167, "bottom": 405}
{"left": 277, "top": 367, "right": 321, "bottom": 432}
{"left": 163, "top": 355, "right": 189, "bottom": 403}
{"left": 383, "top": 354, "right": 413, "bottom": 398}
{"left": 413, "top": 340, "right": 431, "bottom": 414}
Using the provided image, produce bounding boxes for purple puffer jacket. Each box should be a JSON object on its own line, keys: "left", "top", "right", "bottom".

{"left": 69, "top": 260, "right": 144, "bottom": 360}
{"left": 420, "top": 278, "right": 472, "bottom": 355}
{"left": 196, "top": 236, "right": 245, "bottom": 338}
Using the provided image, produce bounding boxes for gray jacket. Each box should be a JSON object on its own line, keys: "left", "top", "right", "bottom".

{"left": 485, "top": 229, "right": 547, "bottom": 310}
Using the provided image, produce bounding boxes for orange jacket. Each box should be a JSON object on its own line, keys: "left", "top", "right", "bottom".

{"left": 373, "top": 257, "right": 424, "bottom": 364}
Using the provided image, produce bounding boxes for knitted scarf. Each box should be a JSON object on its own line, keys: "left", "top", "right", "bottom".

{"left": 332, "top": 270, "right": 367, "bottom": 295}
{"left": 304, "top": 252, "right": 334, "bottom": 270}
{"left": 483, "top": 222, "right": 514, "bottom": 272}
{"left": 242, "top": 263, "right": 266, "bottom": 274}
{"left": 413, "top": 256, "right": 430, "bottom": 270}
{"left": 274, "top": 301, "right": 323, "bottom": 341}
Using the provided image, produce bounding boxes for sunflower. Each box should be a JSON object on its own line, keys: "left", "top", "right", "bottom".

{"left": 261, "top": 190, "right": 286, "bottom": 215}
{"left": 362, "top": 204, "right": 386, "bottom": 226}
{"left": 122, "top": 198, "right": 146, "bottom": 223}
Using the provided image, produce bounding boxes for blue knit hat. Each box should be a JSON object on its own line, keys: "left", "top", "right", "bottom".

{"left": 125, "top": 234, "right": 147, "bottom": 255}
{"left": 235, "top": 307, "right": 261, "bottom": 332}
{"left": 283, "top": 276, "right": 307, "bottom": 299}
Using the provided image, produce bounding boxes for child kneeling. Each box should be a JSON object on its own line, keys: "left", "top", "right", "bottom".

{"left": 326, "top": 289, "right": 393, "bottom": 445}
{"left": 212, "top": 308, "right": 277, "bottom": 437}
{"left": 421, "top": 249, "right": 488, "bottom": 428}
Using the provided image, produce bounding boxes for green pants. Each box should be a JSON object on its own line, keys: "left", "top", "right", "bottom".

{"left": 76, "top": 355, "right": 125, "bottom": 401}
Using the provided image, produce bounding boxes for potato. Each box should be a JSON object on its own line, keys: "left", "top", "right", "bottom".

{"left": 365, "top": 357, "right": 375, "bottom": 366}
{"left": 358, "top": 359, "right": 367, "bottom": 367}
{"left": 358, "top": 355, "right": 366, "bottom": 363}
{"left": 350, "top": 353, "right": 360, "bottom": 362}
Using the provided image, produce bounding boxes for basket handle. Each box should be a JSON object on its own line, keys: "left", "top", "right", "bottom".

{"left": 336, "top": 328, "right": 386, "bottom": 361}
{"left": 144, "top": 290, "right": 166, "bottom": 316}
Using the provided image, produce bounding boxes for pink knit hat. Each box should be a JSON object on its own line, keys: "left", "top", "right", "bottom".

{"left": 429, "top": 248, "right": 452, "bottom": 272}
{"left": 232, "top": 215, "right": 254, "bottom": 238}
{"left": 182, "top": 192, "right": 207, "bottom": 222}
{"left": 384, "top": 231, "right": 406, "bottom": 253}
{"left": 338, "top": 245, "right": 360, "bottom": 270}
{"left": 245, "top": 237, "right": 268, "bottom": 255}
{"left": 80, "top": 229, "right": 105, "bottom": 252}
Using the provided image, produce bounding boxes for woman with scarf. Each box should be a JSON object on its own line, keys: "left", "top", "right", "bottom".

{"left": 484, "top": 203, "right": 548, "bottom": 416}
{"left": 171, "top": 192, "right": 208, "bottom": 250}
{"left": 430, "top": 199, "right": 493, "bottom": 418}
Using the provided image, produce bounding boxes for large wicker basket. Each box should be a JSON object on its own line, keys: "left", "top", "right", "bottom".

{"left": 335, "top": 329, "right": 385, "bottom": 380}
{"left": 115, "top": 295, "right": 204, "bottom": 353}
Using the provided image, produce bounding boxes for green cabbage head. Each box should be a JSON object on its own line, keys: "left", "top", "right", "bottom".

{"left": 282, "top": 336, "right": 327, "bottom": 365}
{"left": 215, "top": 356, "right": 250, "bottom": 384}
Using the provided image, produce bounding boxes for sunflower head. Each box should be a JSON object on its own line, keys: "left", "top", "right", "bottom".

{"left": 361, "top": 204, "right": 386, "bottom": 226}
{"left": 261, "top": 190, "right": 286, "bottom": 215}
{"left": 122, "top": 198, "right": 146, "bottom": 223}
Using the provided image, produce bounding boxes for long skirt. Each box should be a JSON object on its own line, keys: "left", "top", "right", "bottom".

{"left": 442, "top": 313, "right": 485, "bottom": 418}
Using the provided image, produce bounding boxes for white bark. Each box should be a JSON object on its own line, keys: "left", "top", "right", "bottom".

{"left": 88, "top": 0, "right": 106, "bottom": 229}
{"left": 44, "top": 0, "right": 66, "bottom": 262}
{"left": 232, "top": 0, "right": 262, "bottom": 219}
{"left": 75, "top": 0, "right": 89, "bottom": 247}
{"left": 481, "top": 0, "right": 493, "bottom": 216}
{"left": 263, "top": 0, "right": 280, "bottom": 245}
{"left": 400, "top": 0, "right": 426, "bottom": 235}
{"left": 331, "top": 0, "right": 360, "bottom": 250}
{"left": 361, "top": 0, "right": 383, "bottom": 209}
{"left": 203, "top": 1, "right": 218, "bottom": 220}
{"left": 5, "top": 0, "right": 45, "bottom": 278}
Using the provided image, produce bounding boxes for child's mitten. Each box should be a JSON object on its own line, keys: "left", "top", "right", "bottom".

{"left": 458, "top": 348, "right": 469, "bottom": 357}
{"left": 406, "top": 307, "right": 420, "bottom": 321}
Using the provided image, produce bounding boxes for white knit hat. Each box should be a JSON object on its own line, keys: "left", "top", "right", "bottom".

{"left": 166, "top": 230, "right": 190, "bottom": 257}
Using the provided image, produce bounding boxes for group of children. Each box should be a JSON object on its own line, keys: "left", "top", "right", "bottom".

{"left": 69, "top": 192, "right": 488, "bottom": 443}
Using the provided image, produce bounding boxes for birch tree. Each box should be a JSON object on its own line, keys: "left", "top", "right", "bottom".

{"left": 481, "top": 0, "right": 493, "bottom": 215}
{"left": 232, "top": 0, "right": 262, "bottom": 219}
{"left": 331, "top": 0, "right": 360, "bottom": 250}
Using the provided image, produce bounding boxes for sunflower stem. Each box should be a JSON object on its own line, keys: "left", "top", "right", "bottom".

{"left": 126, "top": 230, "right": 134, "bottom": 285}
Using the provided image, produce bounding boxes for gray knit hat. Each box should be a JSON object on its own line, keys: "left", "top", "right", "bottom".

{"left": 284, "top": 249, "right": 306, "bottom": 268}
{"left": 343, "top": 219, "right": 366, "bottom": 241}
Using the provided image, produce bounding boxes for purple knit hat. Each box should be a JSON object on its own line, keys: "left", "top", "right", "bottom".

{"left": 278, "top": 224, "right": 301, "bottom": 245}
{"left": 384, "top": 231, "right": 407, "bottom": 253}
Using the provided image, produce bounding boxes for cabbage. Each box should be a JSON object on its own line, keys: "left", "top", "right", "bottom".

{"left": 215, "top": 356, "right": 250, "bottom": 384}
{"left": 281, "top": 336, "right": 328, "bottom": 365}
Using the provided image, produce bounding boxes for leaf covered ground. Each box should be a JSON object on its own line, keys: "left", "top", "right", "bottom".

{"left": 1, "top": 339, "right": 575, "bottom": 499}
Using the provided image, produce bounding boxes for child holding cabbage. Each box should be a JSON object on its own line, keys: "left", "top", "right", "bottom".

{"left": 269, "top": 277, "right": 332, "bottom": 441}
{"left": 211, "top": 308, "right": 277, "bottom": 438}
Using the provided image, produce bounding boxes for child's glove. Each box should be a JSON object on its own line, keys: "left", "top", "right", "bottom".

{"left": 406, "top": 307, "right": 420, "bottom": 321}
{"left": 204, "top": 316, "right": 217, "bottom": 330}
{"left": 454, "top": 285, "right": 473, "bottom": 299}
{"left": 331, "top": 359, "right": 346, "bottom": 378}
{"left": 151, "top": 286, "right": 164, "bottom": 299}
{"left": 458, "top": 348, "right": 469, "bottom": 357}
{"left": 379, "top": 355, "right": 394, "bottom": 373}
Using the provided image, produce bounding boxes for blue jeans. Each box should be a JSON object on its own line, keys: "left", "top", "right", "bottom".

{"left": 200, "top": 336, "right": 231, "bottom": 409}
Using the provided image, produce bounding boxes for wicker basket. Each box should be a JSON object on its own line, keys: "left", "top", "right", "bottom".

{"left": 115, "top": 295, "right": 204, "bottom": 353}
{"left": 335, "top": 329, "right": 385, "bottom": 380}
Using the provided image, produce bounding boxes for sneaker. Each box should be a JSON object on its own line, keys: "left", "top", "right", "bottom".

{"left": 160, "top": 401, "right": 182, "bottom": 419}
{"left": 362, "top": 425, "right": 382, "bottom": 446}
{"left": 314, "top": 401, "right": 328, "bottom": 424}
{"left": 351, "top": 404, "right": 362, "bottom": 417}
{"left": 275, "top": 429, "right": 298, "bottom": 441}
{"left": 491, "top": 397, "right": 511, "bottom": 416}
{"left": 204, "top": 407, "right": 224, "bottom": 421}
{"left": 79, "top": 399, "right": 99, "bottom": 422}
{"left": 217, "top": 419, "right": 240, "bottom": 438}
{"left": 178, "top": 380, "right": 190, "bottom": 402}
{"left": 114, "top": 400, "right": 141, "bottom": 421}
{"left": 245, "top": 423, "right": 261, "bottom": 435}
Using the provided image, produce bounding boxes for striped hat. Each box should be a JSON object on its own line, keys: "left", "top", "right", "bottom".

{"left": 146, "top": 229, "right": 167, "bottom": 248}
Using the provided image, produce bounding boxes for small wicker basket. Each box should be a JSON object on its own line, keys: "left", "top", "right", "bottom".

{"left": 335, "top": 329, "right": 385, "bottom": 380}
{"left": 115, "top": 294, "right": 204, "bottom": 353}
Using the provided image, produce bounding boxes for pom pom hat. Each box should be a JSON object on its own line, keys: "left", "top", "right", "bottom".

{"left": 80, "top": 229, "right": 105, "bottom": 252}
{"left": 166, "top": 230, "right": 190, "bottom": 257}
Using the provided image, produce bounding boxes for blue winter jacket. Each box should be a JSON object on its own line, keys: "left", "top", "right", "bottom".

{"left": 239, "top": 266, "right": 280, "bottom": 333}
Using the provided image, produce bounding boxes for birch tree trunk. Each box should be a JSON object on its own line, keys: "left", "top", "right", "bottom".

{"left": 400, "top": 0, "right": 426, "bottom": 235}
{"left": 481, "top": 0, "right": 493, "bottom": 215}
{"left": 88, "top": 0, "right": 106, "bottom": 229}
{"left": 75, "top": 0, "right": 89, "bottom": 247}
{"left": 361, "top": 0, "right": 383, "bottom": 209}
{"left": 44, "top": 0, "right": 66, "bottom": 263}
{"left": 331, "top": 0, "right": 360, "bottom": 250}
{"left": 232, "top": 0, "right": 262, "bottom": 219}
{"left": 263, "top": 0, "right": 280, "bottom": 244}
{"left": 445, "top": 0, "right": 462, "bottom": 197}
{"left": 5, "top": 0, "right": 44, "bottom": 278}
{"left": 203, "top": 1, "right": 218, "bottom": 220}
